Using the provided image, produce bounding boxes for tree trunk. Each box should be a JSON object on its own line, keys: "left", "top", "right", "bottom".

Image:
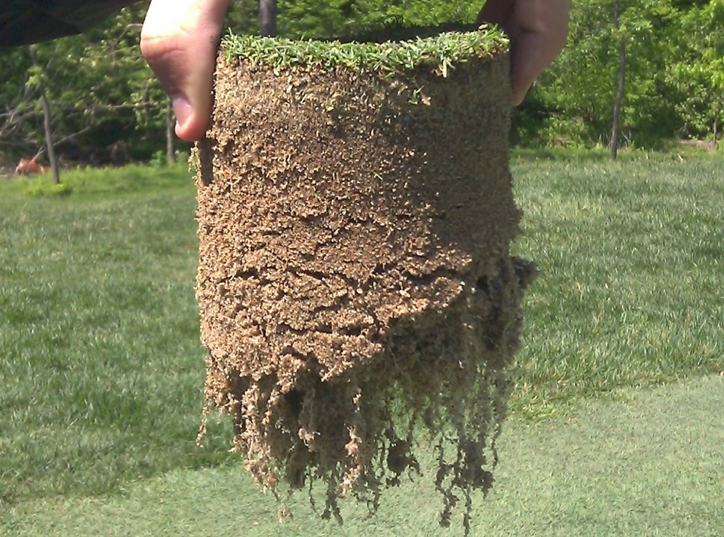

{"left": 712, "top": 98, "right": 720, "bottom": 150}
{"left": 610, "top": 0, "right": 626, "bottom": 161}
{"left": 259, "top": 0, "right": 277, "bottom": 37}
{"left": 28, "top": 45, "right": 60, "bottom": 184}
{"left": 166, "top": 100, "right": 176, "bottom": 163}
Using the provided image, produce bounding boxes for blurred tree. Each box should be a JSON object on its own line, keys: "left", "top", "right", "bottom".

{"left": 669, "top": 0, "right": 724, "bottom": 144}
{"left": 0, "top": 48, "right": 34, "bottom": 158}
{"left": 260, "top": 0, "right": 278, "bottom": 35}
{"left": 4, "top": 0, "right": 721, "bottom": 161}
{"left": 610, "top": 0, "right": 626, "bottom": 159}
{"left": 1, "top": 4, "right": 169, "bottom": 165}
{"left": 517, "top": 0, "right": 681, "bottom": 149}
{"left": 27, "top": 45, "right": 60, "bottom": 183}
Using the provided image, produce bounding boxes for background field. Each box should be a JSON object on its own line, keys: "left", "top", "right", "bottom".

{"left": 1, "top": 150, "right": 723, "bottom": 535}
{"left": 4, "top": 375, "right": 722, "bottom": 537}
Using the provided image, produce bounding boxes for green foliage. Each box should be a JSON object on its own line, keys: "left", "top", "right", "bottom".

{"left": 516, "top": 0, "right": 724, "bottom": 148}
{"left": 3, "top": 0, "right": 724, "bottom": 158}
{"left": 225, "top": 0, "right": 481, "bottom": 39}
{"left": 0, "top": 5, "right": 166, "bottom": 163}
{"left": 517, "top": 0, "right": 667, "bottom": 147}
{"left": 41, "top": 6, "right": 167, "bottom": 160}
{"left": 667, "top": 0, "right": 724, "bottom": 138}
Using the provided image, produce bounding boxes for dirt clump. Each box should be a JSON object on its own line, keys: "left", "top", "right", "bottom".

{"left": 195, "top": 35, "right": 534, "bottom": 530}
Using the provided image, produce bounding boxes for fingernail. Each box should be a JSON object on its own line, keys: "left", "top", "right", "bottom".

{"left": 172, "top": 96, "right": 193, "bottom": 130}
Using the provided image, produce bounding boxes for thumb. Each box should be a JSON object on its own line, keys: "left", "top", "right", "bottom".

{"left": 141, "top": 0, "right": 231, "bottom": 141}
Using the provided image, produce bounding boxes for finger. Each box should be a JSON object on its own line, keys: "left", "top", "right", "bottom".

{"left": 141, "top": 0, "right": 231, "bottom": 141}
{"left": 476, "top": 0, "right": 515, "bottom": 27}
{"left": 509, "top": 0, "right": 570, "bottom": 105}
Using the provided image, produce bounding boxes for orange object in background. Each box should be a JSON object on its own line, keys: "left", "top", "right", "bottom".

{"left": 15, "top": 157, "right": 49, "bottom": 175}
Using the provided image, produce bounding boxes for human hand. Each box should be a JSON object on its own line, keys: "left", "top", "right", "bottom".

{"left": 141, "top": 0, "right": 231, "bottom": 141}
{"left": 477, "top": 0, "right": 570, "bottom": 105}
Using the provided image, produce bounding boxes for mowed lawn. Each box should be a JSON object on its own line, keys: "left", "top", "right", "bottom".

{"left": 1, "top": 151, "right": 723, "bottom": 535}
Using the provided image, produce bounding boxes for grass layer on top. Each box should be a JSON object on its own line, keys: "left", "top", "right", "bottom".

{"left": 222, "top": 24, "right": 508, "bottom": 73}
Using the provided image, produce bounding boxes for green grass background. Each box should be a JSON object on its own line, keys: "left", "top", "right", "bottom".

{"left": 1, "top": 150, "right": 722, "bottom": 535}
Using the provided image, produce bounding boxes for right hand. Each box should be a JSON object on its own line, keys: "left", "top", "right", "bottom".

{"left": 477, "top": 0, "right": 571, "bottom": 105}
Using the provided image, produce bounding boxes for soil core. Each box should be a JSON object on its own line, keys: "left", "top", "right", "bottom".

{"left": 194, "top": 28, "right": 534, "bottom": 529}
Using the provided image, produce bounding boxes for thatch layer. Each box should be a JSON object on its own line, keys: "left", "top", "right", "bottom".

{"left": 195, "top": 30, "right": 533, "bottom": 530}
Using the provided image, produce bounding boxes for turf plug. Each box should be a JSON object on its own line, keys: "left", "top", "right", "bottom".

{"left": 194, "top": 26, "right": 535, "bottom": 532}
